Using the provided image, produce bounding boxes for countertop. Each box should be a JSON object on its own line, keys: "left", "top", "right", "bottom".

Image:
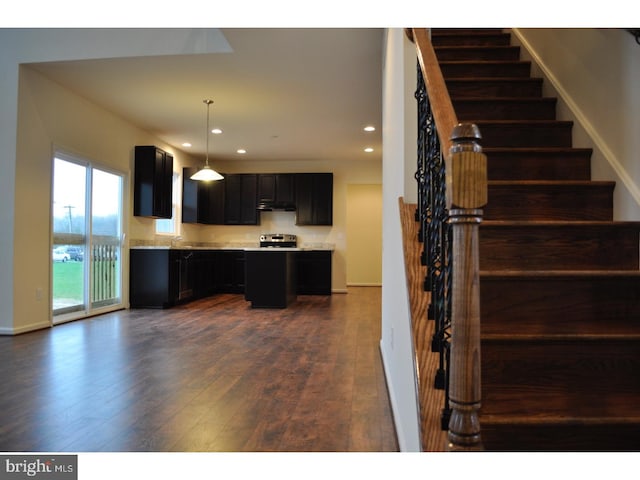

{"left": 130, "top": 244, "right": 334, "bottom": 251}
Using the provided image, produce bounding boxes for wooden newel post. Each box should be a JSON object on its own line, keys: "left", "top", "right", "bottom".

{"left": 446, "top": 123, "right": 487, "bottom": 451}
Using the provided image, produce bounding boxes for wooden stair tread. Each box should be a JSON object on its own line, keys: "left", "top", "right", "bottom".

{"left": 473, "top": 119, "right": 572, "bottom": 125}
{"left": 435, "top": 45, "right": 517, "bottom": 50}
{"left": 480, "top": 415, "right": 640, "bottom": 425}
{"left": 445, "top": 78, "right": 544, "bottom": 98}
{"left": 481, "top": 220, "right": 640, "bottom": 227}
{"left": 488, "top": 179, "right": 614, "bottom": 186}
{"left": 435, "top": 46, "right": 521, "bottom": 61}
{"left": 480, "top": 270, "right": 640, "bottom": 277}
{"left": 440, "top": 60, "right": 530, "bottom": 65}
{"left": 484, "top": 146, "right": 592, "bottom": 153}
{"left": 446, "top": 77, "right": 541, "bottom": 81}
{"left": 452, "top": 96, "right": 556, "bottom": 102}
{"left": 431, "top": 29, "right": 505, "bottom": 35}
{"left": 482, "top": 333, "right": 640, "bottom": 342}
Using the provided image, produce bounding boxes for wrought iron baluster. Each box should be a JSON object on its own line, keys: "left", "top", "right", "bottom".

{"left": 431, "top": 145, "right": 449, "bottom": 388}
{"left": 415, "top": 62, "right": 429, "bottom": 273}
{"left": 425, "top": 99, "right": 439, "bottom": 304}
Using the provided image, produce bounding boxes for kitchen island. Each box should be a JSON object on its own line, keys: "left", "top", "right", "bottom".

{"left": 244, "top": 248, "right": 298, "bottom": 308}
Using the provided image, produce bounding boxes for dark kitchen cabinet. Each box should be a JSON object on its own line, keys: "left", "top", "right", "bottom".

{"left": 295, "top": 173, "right": 333, "bottom": 225}
{"left": 192, "top": 250, "right": 218, "bottom": 298}
{"left": 257, "top": 173, "right": 296, "bottom": 206}
{"left": 296, "top": 250, "right": 332, "bottom": 295}
{"left": 182, "top": 167, "right": 225, "bottom": 224}
{"left": 176, "top": 250, "right": 195, "bottom": 302}
{"left": 224, "top": 174, "right": 258, "bottom": 225}
{"left": 218, "top": 250, "right": 245, "bottom": 293}
{"left": 130, "top": 248, "right": 246, "bottom": 308}
{"left": 134, "top": 146, "right": 173, "bottom": 218}
{"left": 130, "top": 249, "right": 179, "bottom": 308}
{"left": 245, "top": 250, "right": 297, "bottom": 308}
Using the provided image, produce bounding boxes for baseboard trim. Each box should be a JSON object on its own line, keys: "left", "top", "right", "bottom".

{"left": 379, "top": 339, "right": 421, "bottom": 452}
{"left": 0, "top": 321, "right": 51, "bottom": 336}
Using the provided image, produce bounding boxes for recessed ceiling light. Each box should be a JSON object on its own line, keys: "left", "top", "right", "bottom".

{"left": 182, "top": 142, "right": 192, "bottom": 147}
{"left": 364, "top": 147, "right": 374, "bottom": 153}
{"left": 237, "top": 149, "right": 247, "bottom": 154}
{"left": 212, "top": 128, "right": 223, "bottom": 134}
{"left": 364, "top": 125, "right": 376, "bottom": 132}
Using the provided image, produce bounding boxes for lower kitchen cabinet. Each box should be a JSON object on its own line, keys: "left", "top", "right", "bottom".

{"left": 296, "top": 250, "right": 332, "bottom": 295}
{"left": 130, "top": 249, "right": 180, "bottom": 308}
{"left": 130, "top": 248, "right": 331, "bottom": 308}
{"left": 130, "top": 249, "right": 219, "bottom": 308}
{"left": 192, "top": 250, "right": 218, "bottom": 298}
{"left": 217, "top": 250, "right": 245, "bottom": 293}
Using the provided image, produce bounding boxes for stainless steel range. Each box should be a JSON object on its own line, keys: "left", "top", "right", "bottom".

{"left": 259, "top": 233, "right": 297, "bottom": 248}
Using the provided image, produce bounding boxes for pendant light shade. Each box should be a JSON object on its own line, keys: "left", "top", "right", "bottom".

{"left": 191, "top": 99, "right": 223, "bottom": 182}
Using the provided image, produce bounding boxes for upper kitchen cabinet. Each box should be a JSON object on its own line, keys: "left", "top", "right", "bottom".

{"left": 295, "top": 173, "right": 333, "bottom": 225}
{"left": 182, "top": 167, "right": 225, "bottom": 224}
{"left": 224, "top": 173, "right": 258, "bottom": 225}
{"left": 257, "top": 173, "right": 296, "bottom": 209}
{"left": 133, "top": 145, "right": 173, "bottom": 218}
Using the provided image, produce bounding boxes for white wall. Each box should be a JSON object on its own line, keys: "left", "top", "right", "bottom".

{"left": 513, "top": 28, "right": 640, "bottom": 221}
{"left": 379, "top": 28, "right": 422, "bottom": 452}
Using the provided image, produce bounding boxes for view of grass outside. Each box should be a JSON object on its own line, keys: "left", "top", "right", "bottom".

{"left": 53, "top": 258, "right": 119, "bottom": 311}
{"left": 52, "top": 260, "right": 84, "bottom": 309}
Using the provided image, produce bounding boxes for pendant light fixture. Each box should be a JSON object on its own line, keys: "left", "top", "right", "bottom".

{"left": 190, "top": 99, "right": 224, "bottom": 182}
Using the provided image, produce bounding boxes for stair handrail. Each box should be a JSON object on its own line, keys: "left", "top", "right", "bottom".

{"left": 409, "top": 27, "right": 487, "bottom": 451}
{"left": 412, "top": 28, "right": 458, "bottom": 153}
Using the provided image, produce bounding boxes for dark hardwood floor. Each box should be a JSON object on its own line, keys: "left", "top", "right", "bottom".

{"left": 0, "top": 287, "right": 398, "bottom": 452}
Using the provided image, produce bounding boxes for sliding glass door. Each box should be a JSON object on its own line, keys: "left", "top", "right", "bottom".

{"left": 52, "top": 153, "right": 124, "bottom": 322}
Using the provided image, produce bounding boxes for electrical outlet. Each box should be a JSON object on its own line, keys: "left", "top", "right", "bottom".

{"left": 35, "top": 288, "right": 43, "bottom": 301}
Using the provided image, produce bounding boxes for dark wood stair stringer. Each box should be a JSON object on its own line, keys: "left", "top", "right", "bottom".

{"left": 430, "top": 28, "right": 640, "bottom": 451}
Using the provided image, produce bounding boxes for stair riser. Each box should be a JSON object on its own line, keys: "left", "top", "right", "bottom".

{"left": 486, "top": 150, "right": 591, "bottom": 181}
{"left": 477, "top": 122, "right": 573, "bottom": 148}
{"left": 480, "top": 423, "right": 640, "bottom": 451}
{"left": 431, "top": 32, "right": 511, "bottom": 47}
{"left": 440, "top": 62, "right": 531, "bottom": 78}
{"left": 435, "top": 46, "right": 520, "bottom": 61}
{"left": 481, "top": 340, "right": 640, "bottom": 415}
{"left": 479, "top": 225, "right": 640, "bottom": 270}
{"left": 485, "top": 184, "right": 614, "bottom": 221}
{"left": 480, "top": 275, "right": 640, "bottom": 335}
{"left": 454, "top": 99, "right": 556, "bottom": 121}
{"left": 446, "top": 79, "right": 543, "bottom": 98}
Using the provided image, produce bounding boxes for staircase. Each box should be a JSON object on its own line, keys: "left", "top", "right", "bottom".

{"left": 431, "top": 28, "right": 640, "bottom": 450}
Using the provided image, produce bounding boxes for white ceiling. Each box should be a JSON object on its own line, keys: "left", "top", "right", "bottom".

{"left": 29, "top": 28, "right": 384, "bottom": 165}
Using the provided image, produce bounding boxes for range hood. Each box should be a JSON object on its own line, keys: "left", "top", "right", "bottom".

{"left": 256, "top": 201, "right": 296, "bottom": 211}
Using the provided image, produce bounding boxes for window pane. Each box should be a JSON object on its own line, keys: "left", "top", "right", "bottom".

{"left": 91, "top": 168, "right": 122, "bottom": 308}
{"left": 52, "top": 158, "right": 87, "bottom": 314}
